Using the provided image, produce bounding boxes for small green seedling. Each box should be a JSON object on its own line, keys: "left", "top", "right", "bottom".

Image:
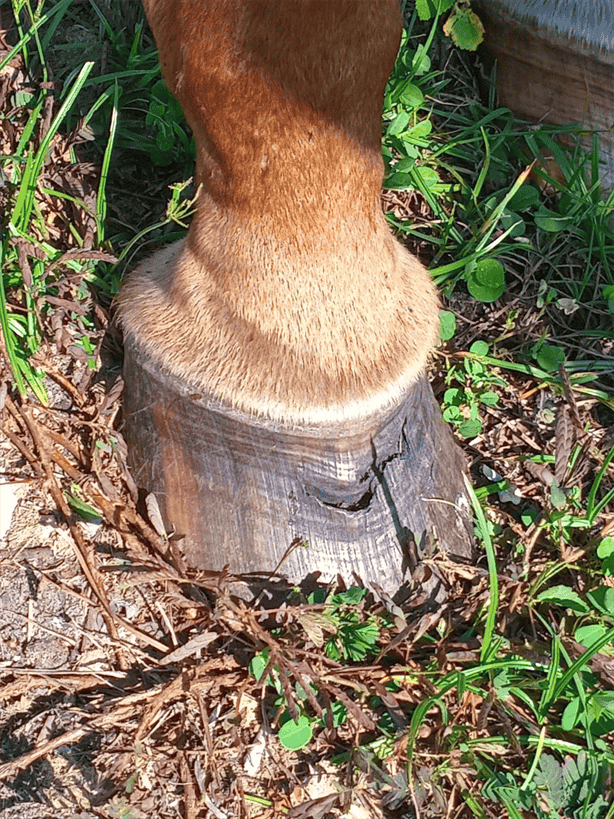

{"left": 466, "top": 258, "right": 506, "bottom": 303}
{"left": 439, "top": 309, "right": 457, "bottom": 341}
{"left": 598, "top": 537, "right": 614, "bottom": 576}
{"left": 532, "top": 341, "right": 566, "bottom": 373}
{"left": 482, "top": 752, "right": 612, "bottom": 819}
{"left": 442, "top": 341, "right": 506, "bottom": 437}
{"left": 65, "top": 484, "right": 102, "bottom": 523}
{"left": 307, "top": 586, "right": 381, "bottom": 662}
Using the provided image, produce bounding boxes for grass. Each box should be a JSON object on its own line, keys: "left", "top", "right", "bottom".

{"left": 0, "top": 1, "right": 613, "bottom": 817}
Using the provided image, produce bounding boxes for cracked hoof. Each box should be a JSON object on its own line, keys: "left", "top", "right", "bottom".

{"left": 124, "top": 339, "right": 474, "bottom": 594}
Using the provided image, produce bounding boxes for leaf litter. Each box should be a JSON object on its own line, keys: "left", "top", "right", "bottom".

{"left": 0, "top": 9, "right": 613, "bottom": 819}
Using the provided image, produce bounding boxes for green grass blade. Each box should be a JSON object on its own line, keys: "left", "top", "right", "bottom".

{"left": 1, "top": 1, "right": 71, "bottom": 73}
{"left": 552, "top": 626, "right": 614, "bottom": 703}
{"left": 96, "top": 82, "right": 120, "bottom": 245}
{"left": 590, "top": 487, "right": 614, "bottom": 521}
{"left": 10, "top": 149, "right": 39, "bottom": 231}
{"left": 0, "top": 242, "right": 27, "bottom": 397}
{"left": 11, "top": 60, "right": 95, "bottom": 231}
{"left": 16, "top": 353, "right": 48, "bottom": 405}
{"left": 538, "top": 635, "right": 561, "bottom": 720}
{"left": 86, "top": 0, "right": 117, "bottom": 40}
{"left": 407, "top": 696, "right": 447, "bottom": 770}
{"left": 471, "top": 126, "right": 490, "bottom": 203}
{"left": 14, "top": 99, "right": 44, "bottom": 158}
{"left": 586, "top": 446, "right": 614, "bottom": 522}
{"left": 465, "top": 476, "right": 499, "bottom": 664}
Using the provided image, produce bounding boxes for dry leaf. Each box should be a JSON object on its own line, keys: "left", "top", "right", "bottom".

{"left": 555, "top": 404, "right": 574, "bottom": 486}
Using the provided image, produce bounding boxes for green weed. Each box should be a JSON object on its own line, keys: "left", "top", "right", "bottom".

{"left": 249, "top": 587, "right": 384, "bottom": 751}
{"left": 306, "top": 586, "right": 382, "bottom": 662}
{"left": 1, "top": 3, "right": 613, "bottom": 815}
{"left": 382, "top": 3, "right": 614, "bottom": 372}
{"left": 442, "top": 340, "right": 507, "bottom": 437}
{"left": 0, "top": 0, "right": 199, "bottom": 400}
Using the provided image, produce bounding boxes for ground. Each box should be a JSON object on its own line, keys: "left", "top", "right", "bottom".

{"left": 1, "top": 5, "right": 614, "bottom": 819}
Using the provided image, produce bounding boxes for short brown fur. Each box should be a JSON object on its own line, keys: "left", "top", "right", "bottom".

{"left": 120, "top": 0, "right": 439, "bottom": 425}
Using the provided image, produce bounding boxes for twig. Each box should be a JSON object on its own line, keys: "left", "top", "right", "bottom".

{"left": 180, "top": 752, "right": 199, "bottom": 819}
{"left": 0, "top": 686, "right": 162, "bottom": 781}
{"left": 0, "top": 727, "right": 89, "bottom": 780}
{"left": 12, "top": 398, "right": 170, "bottom": 656}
